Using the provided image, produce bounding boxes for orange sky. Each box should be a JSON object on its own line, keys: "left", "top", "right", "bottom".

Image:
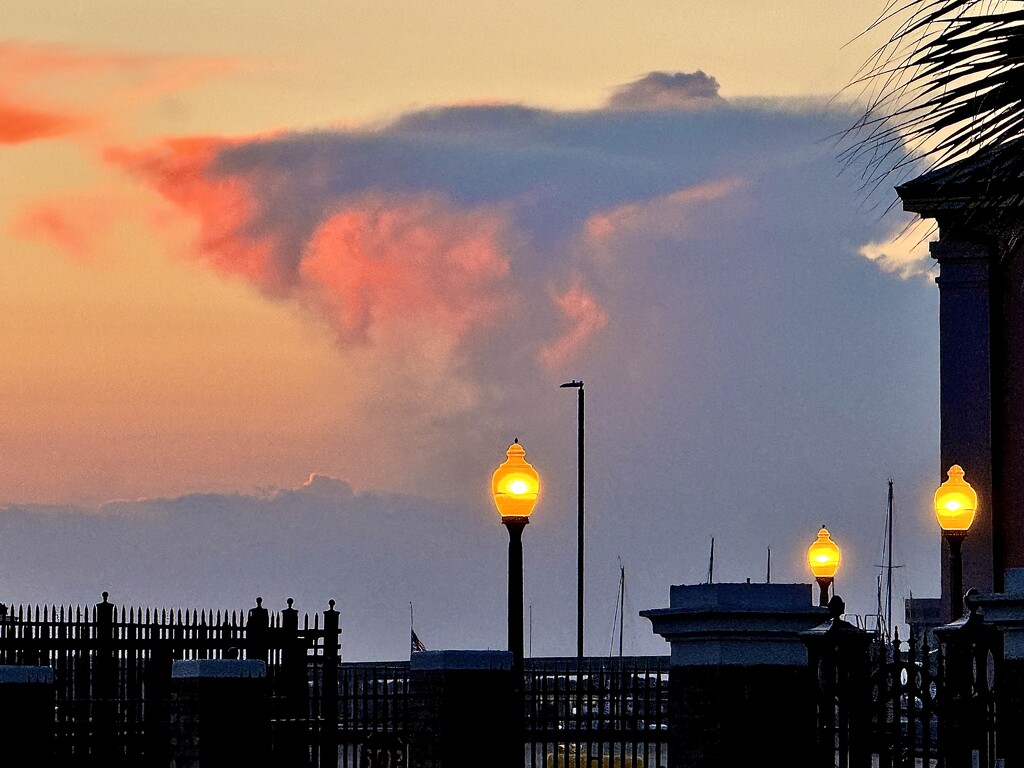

{"left": 0, "top": 1, "right": 901, "bottom": 505}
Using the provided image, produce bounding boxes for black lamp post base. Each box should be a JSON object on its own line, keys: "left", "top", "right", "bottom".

{"left": 502, "top": 516, "right": 529, "bottom": 673}
{"left": 944, "top": 529, "right": 968, "bottom": 621}
{"left": 815, "top": 577, "right": 834, "bottom": 607}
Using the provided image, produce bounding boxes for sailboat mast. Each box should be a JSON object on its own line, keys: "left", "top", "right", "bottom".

{"left": 707, "top": 537, "right": 715, "bottom": 584}
{"left": 876, "top": 574, "right": 883, "bottom": 636}
{"left": 618, "top": 563, "right": 625, "bottom": 658}
{"left": 886, "top": 479, "right": 894, "bottom": 643}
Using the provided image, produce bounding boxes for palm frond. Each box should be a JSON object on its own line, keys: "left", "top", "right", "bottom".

{"left": 843, "top": 0, "right": 1024, "bottom": 206}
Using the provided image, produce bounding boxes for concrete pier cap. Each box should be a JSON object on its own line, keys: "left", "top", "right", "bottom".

{"left": 171, "top": 659, "right": 267, "bottom": 679}
{"left": 409, "top": 649, "right": 512, "bottom": 671}
{"left": 0, "top": 666, "right": 54, "bottom": 684}
{"left": 642, "top": 582, "right": 827, "bottom": 666}
{"left": 967, "top": 567, "right": 1024, "bottom": 660}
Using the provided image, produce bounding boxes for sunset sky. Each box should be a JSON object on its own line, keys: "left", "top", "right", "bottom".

{"left": 1, "top": 1, "right": 944, "bottom": 660}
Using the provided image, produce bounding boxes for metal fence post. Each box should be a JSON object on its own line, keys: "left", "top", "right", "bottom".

{"left": 801, "top": 595, "right": 874, "bottom": 768}
{"left": 277, "top": 597, "right": 309, "bottom": 766}
{"left": 93, "top": 592, "right": 120, "bottom": 766}
{"left": 247, "top": 596, "right": 270, "bottom": 664}
{"left": 323, "top": 600, "right": 341, "bottom": 766}
{"left": 934, "top": 590, "right": 999, "bottom": 768}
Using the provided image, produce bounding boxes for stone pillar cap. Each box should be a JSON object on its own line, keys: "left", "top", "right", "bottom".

{"left": 171, "top": 659, "right": 267, "bottom": 679}
{"left": 409, "top": 650, "right": 512, "bottom": 671}
{"left": 0, "top": 666, "right": 54, "bottom": 684}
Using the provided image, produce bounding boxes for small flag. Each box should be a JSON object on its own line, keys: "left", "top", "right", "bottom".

{"left": 411, "top": 629, "right": 427, "bottom": 654}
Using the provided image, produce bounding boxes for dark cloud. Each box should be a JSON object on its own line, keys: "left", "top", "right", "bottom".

{"left": 605, "top": 71, "right": 724, "bottom": 111}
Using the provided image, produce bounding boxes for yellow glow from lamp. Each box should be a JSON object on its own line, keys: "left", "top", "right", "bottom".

{"left": 934, "top": 465, "right": 977, "bottom": 532}
{"left": 807, "top": 525, "right": 841, "bottom": 579}
{"left": 492, "top": 439, "right": 540, "bottom": 518}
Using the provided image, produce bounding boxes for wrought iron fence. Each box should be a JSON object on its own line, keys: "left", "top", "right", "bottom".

{"left": 335, "top": 662, "right": 410, "bottom": 768}
{"left": 869, "top": 628, "right": 941, "bottom": 768}
{"left": 1, "top": 597, "right": 668, "bottom": 768}
{"left": 0, "top": 594, "right": 340, "bottom": 766}
{"left": 2, "top": 591, "right": 1015, "bottom": 768}
{"left": 809, "top": 605, "right": 1002, "bottom": 768}
{"left": 523, "top": 656, "right": 670, "bottom": 768}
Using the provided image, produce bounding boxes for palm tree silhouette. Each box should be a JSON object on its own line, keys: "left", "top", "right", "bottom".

{"left": 844, "top": 0, "right": 1024, "bottom": 209}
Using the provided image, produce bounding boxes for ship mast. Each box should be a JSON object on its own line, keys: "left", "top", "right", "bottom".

{"left": 886, "top": 479, "right": 894, "bottom": 644}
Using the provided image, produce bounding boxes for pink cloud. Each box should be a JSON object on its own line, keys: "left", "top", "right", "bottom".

{"left": 0, "top": 97, "right": 88, "bottom": 144}
{"left": 0, "top": 41, "right": 156, "bottom": 78}
{"left": 585, "top": 177, "right": 748, "bottom": 247}
{"left": 109, "top": 137, "right": 515, "bottom": 349}
{"left": 10, "top": 193, "right": 122, "bottom": 262}
{"left": 537, "top": 280, "right": 609, "bottom": 369}
{"left": 106, "top": 137, "right": 279, "bottom": 284}
{"left": 0, "top": 41, "right": 236, "bottom": 145}
{"left": 300, "top": 196, "right": 512, "bottom": 344}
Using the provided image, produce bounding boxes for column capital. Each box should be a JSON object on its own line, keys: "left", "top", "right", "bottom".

{"left": 931, "top": 239, "right": 991, "bottom": 263}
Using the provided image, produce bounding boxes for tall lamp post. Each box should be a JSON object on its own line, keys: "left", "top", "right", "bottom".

{"left": 560, "top": 379, "right": 584, "bottom": 659}
{"left": 807, "top": 525, "right": 842, "bottom": 607}
{"left": 492, "top": 439, "right": 540, "bottom": 673}
{"left": 935, "top": 464, "right": 977, "bottom": 621}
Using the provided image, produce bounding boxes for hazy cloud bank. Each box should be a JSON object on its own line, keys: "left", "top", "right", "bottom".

{"left": 0, "top": 474, "right": 637, "bottom": 660}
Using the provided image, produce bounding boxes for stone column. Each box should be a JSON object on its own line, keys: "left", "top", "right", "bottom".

{"left": 991, "top": 233, "right": 1024, "bottom": 577}
{"left": 169, "top": 658, "right": 268, "bottom": 768}
{"left": 897, "top": 160, "right": 1024, "bottom": 609}
{"left": 932, "top": 236, "right": 996, "bottom": 605}
{"left": 407, "top": 650, "right": 516, "bottom": 768}
{"left": 642, "top": 582, "right": 825, "bottom": 768}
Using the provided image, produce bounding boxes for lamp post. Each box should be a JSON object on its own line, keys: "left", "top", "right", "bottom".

{"left": 560, "top": 379, "right": 584, "bottom": 659}
{"left": 807, "top": 525, "right": 842, "bottom": 607}
{"left": 935, "top": 464, "right": 977, "bottom": 621}
{"left": 492, "top": 438, "right": 540, "bottom": 673}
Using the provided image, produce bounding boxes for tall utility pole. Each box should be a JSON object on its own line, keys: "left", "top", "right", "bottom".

{"left": 560, "top": 379, "right": 585, "bottom": 659}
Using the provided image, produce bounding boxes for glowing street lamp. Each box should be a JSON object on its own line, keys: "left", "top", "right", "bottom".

{"left": 935, "top": 465, "right": 977, "bottom": 620}
{"left": 807, "top": 525, "right": 842, "bottom": 607}
{"left": 492, "top": 439, "right": 540, "bottom": 672}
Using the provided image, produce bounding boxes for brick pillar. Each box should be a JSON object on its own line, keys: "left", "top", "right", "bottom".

{"left": 642, "top": 582, "right": 825, "bottom": 768}
{"left": 169, "top": 658, "right": 268, "bottom": 768}
{"left": 407, "top": 650, "right": 517, "bottom": 768}
{"left": 0, "top": 666, "right": 54, "bottom": 764}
